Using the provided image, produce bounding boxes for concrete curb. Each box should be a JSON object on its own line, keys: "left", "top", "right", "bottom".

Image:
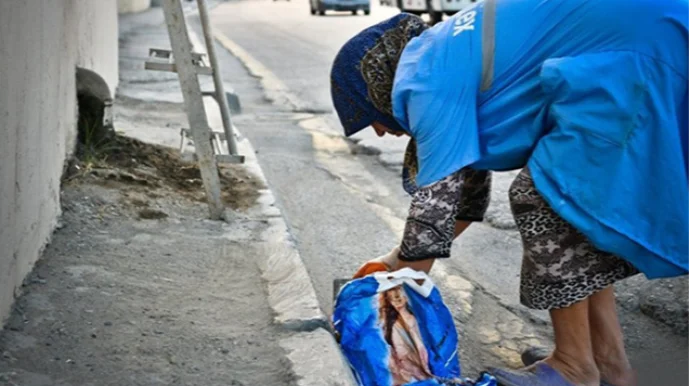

{"left": 233, "top": 130, "right": 327, "bottom": 331}
{"left": 281, "top": 328, "right": 358, "bottom": 386}
{"left": 235, "top": 131, "right": 357, "bottom": 386}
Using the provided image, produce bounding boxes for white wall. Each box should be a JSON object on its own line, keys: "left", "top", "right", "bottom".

{"left": 77, "top": 0, "right": 120, "bottom": 94}
{"left": 118, "top": 0, "right": 152, "bottom": 14}
{"left": 0, "top": 0, "right": 119, "bottom": 323}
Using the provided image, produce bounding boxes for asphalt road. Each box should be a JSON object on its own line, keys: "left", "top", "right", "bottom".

{"left": 206, "top": 0, "right": 688, "bottom": 382}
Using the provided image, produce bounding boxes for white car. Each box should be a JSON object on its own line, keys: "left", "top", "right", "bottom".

{"left": 396, "top": 0, "right": 477, "bottom": 25}
{"left": 311, "top": 0, "right": 371, "bottom": 15}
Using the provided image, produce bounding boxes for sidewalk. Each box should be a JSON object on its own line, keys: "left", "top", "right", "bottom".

{"left": 0, "top": 7, "right": 353, "bottom": 386}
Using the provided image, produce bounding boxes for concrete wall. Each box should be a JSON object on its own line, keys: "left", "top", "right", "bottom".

{"left": 118, "top": 0, "right": 152, "bottom": 14}
{"left": 0, "top": 0, "right": 119, "bottom": 323}
{"left": 77, "top": 1, "right": 120, "bottom": 94}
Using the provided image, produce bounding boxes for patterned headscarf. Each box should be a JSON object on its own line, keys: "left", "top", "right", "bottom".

{"left": 330, "top": 14, "right": 428, "bottom": 137}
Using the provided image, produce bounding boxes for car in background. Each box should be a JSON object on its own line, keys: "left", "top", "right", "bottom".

{"left": 310, "top": 0, "right": 371, "bottom": 15}
{"left": 395, "top": 0, "right": 476, "bottom": 24}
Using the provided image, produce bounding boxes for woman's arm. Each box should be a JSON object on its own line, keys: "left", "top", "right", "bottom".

{"left": 454, "top": 220, "right": 473, "bottom": 238}
{"left": 397, "top": 169, "right": 492, "bottom": 273}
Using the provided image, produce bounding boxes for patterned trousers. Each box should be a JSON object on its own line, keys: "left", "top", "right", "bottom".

{"left": 460, "top": 167, "right": 638, "bottom": 310}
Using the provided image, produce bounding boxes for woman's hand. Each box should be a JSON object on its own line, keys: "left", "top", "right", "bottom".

{"left": 352, "top": 246, "right": 401, "bottom": 279}
{"left": 378, "top": 246, "right": 401, "bottom": 269}
{"left": 353, "top": 217, "right": 470, "bottom": 279}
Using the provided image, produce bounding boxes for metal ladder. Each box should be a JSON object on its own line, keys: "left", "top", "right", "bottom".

{"left": 145, "top": 0, "right": 244, "bottom": 220}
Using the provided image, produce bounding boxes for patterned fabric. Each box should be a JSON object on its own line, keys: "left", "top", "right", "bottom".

{"left": 456, "top": 169, "right": 492, "bottom": 222}
{"left": 399, "top": 163, "right": 638, "bottom": 310}
{"left": 400, "top": 169, "right": 464, "bottom": 262}
{"left": 399, "top": 163, "right": 491, "bottom": 262}
{"left": 330, "top": 14, "right": 428, "bottom": 137}
{"left": 509, "top": 168, "right": 639, "bottom": 310}
{"left": 360, "top": 18, "right": 426, "bottom": 115}
{"left": 403, "top": 139, "right": 492, "bottom": 222}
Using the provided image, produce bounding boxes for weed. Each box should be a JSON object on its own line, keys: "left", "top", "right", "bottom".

{"left": 76, "top": 94, "right": 115, "bottom": 167}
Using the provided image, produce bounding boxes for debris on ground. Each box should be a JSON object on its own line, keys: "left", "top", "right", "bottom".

{"left": 65, "top": 134, "right": 263, "bottom": 211}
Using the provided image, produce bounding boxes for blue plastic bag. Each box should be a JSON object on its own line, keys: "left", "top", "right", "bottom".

{"left": 333, "top": 268, "right": 496, "bottom": 386}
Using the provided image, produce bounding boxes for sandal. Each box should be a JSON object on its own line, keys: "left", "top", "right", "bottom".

{"left": 520, "top": 347, "right": 615, "bottom": 386}
{"left": 489, "top": 363, "right": 575, "bottom": 386}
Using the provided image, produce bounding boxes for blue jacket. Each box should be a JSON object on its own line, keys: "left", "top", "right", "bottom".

{"left": 392, "top": 0, "right": 689, "bottom": 278}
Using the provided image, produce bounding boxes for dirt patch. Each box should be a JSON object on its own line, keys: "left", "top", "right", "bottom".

{"left": 66, "top": 135, "right": 263, "bottom": 211}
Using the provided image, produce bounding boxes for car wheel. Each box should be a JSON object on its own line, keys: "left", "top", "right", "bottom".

{"left": 364, "top": 8, "right": 371, "bottom": 14}
{"left": 319, "top": 10, "right": 326, "bottom": 15}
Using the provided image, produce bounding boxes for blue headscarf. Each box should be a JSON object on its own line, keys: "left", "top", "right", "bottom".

{"left": 330, "top": 14, "right": 428, "bottom": 137}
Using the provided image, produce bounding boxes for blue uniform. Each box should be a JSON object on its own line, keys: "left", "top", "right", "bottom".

{"left": 392, "top": 0, "right": 688, "bottom": 278}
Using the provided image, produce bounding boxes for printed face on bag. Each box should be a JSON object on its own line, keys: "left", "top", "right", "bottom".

{"left": 387, "top": 287, "right": 407, "bottom": 310}
{"left": 379, "top": 286, "right": 433, "bottom": 385}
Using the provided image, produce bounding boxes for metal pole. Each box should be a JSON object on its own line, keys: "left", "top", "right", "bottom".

{"left": 196, "top": 0, "right": 239, "bottom": 156}
{"left": 162, "top": 0, "right": 225, "bottom": 220}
